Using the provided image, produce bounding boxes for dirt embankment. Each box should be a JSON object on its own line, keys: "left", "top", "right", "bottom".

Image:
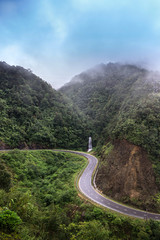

{"left": 96, "top": 139, "right": 159, "bottom": 211}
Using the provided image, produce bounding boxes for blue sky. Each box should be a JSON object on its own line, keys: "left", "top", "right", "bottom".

{"left": 0, "top": 0, "right": 160, "bottom": 88}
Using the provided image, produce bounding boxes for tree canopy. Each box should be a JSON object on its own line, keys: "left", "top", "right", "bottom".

{"left": 0, "top": 61, "right": 90, "bottom": 150}
{"left": 60, "top": 63, "right": 160, "bottom": 161}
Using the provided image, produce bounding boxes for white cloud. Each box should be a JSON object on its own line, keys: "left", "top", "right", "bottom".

{"left": 39, "top": 0, "right": 68, "bottom": 45}
{"left": 0, "top": 43, "right": 75, "bottom": 89}
{"left": 0, "top": 44, "right": 37, "bottom": 69}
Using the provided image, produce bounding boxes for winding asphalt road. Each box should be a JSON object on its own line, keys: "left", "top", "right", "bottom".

{"left": 59, "top": 150, "right": 160, "bottom": 220}
{"left": 2, "top": 149, "right": 160, "bottom": 220}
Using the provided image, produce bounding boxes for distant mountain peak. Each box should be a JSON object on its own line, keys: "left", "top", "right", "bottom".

{"left": 60, "top": 62, "right": 148, "bottom": 90}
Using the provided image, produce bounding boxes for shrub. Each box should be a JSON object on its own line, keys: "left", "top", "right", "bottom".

{"left": 0, "top": 208, "right": 22, "bottom": 233}
{"left": 0, "top": 169, "right": 11, "bottom": 191}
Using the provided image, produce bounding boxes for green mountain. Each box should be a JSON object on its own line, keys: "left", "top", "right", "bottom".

{"left": 60, "top": 62, "right": 160, "bottom": 159}
{"left": 1, "top": 62, "right": 160, "bottom": 238}
{"left": 0, "top": 61, "right": 89, "bottom": 150}
{"left": 60, "top": 63, "right": 160, "bottom": 210}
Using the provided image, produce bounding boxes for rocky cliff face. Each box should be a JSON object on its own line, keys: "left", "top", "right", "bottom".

{"left": 96, "top": 140, "right": 159, "bottom": 211}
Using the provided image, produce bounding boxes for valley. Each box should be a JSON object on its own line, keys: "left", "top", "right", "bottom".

{"left": 1, "top": 149, "right": 160, "bottom": 240}
{"left": 1, "top": 61, "right": 160, "bottom": 239}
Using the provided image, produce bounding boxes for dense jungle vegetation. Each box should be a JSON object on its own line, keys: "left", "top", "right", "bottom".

{"left": 0, "top": 61, "right": 90, "bottom": 150}
{"left": 60, "top": 63, "right": 160, "bottom": 173}
{"left": 0, "top": 150, "right": 160, "bottom": 240}
{"left": 1, "top": 61, "right": 160, "bottom": 239}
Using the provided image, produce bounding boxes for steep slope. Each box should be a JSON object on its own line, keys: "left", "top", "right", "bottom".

{"left": 60, "top": 63, "right": 160, "bottom": 161}
{"left": 0, "top": 61, "right": 89, "bottom": 149}
{"left": 60, "top": 62, "right": 160, "bottom": 209}
{"left": 96, "top": 140, "right": 159, "bottom": 212}
{"left": 60, "top": 63, "right": 146, "bottom": 133}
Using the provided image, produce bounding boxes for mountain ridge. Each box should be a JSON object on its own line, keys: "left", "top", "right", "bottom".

{"left": 60, "top": 62, "right": 160, "bottom": 211}
{"left": 0, "top": 61, "right": 90, "bottom": 150}
{"left": 60, "top": 62, "right": 160, "bottom": 158}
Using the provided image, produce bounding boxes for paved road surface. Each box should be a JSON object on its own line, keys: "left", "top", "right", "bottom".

{"left": 58, "top": 150, "right": 160, "bottom": 220}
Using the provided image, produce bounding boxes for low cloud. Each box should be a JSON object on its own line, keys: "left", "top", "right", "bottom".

{"left": 39, "top": 0, "right": 68, "bottom": 45}
{"left": 1, "top": 0, "right": 160, "bottom": 89}
{"left": 0, "top": 44, "right": 37, "bottom": 68}
{"left": 0, "top": 43, "right": 77, "bottom": 89}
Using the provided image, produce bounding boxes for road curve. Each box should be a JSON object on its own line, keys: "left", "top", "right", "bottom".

{"left": 2, "top": 149, "right": 159, "bottom": 220}
{"left": 55, "top": 150, "right": 160, "bottom": 220}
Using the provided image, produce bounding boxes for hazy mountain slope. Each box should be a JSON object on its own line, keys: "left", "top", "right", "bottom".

{"left": 60, "top": 62, "right": 160, "bottom": 209}
{"left": 0, "top": 62, "right": 89, "bottom": 149}
{"left": 60, "top": 63, "right": 160, "bottom": 160}
{"left": 60, "top": 63, "right": 147, "bottom": 141}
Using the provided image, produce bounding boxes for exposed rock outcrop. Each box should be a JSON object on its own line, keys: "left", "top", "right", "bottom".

{"left": 96, "top": 140, "right": 158, "bottom": 211}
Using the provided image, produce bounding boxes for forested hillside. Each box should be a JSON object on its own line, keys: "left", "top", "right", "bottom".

{"left": 1, "top": 150, "right": 160, "bottom": 239}
{"left": 60, "top": 62, "right": 160, "bottom": 162}
{"left": 1, "top": 61, "right": 160, "bottom": 238}
{"left": 0, "top": 62, "right": 90, "bottom": 150}
{"left": 60, "top": 63, "right": 160, "bottom": 210}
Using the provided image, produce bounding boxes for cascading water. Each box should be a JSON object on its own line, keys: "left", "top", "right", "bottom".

{"left": 87, "top": 137, "right": 92, "bottom": 152}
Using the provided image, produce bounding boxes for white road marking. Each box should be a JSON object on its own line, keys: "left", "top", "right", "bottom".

{"left": 63, "top": 150, "right": 160, "bottom": 220}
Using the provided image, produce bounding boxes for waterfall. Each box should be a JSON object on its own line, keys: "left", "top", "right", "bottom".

{"left": 87, "top": 137, "right": 92, "bottom": 152}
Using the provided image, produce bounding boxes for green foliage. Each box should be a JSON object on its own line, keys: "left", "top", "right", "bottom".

{"left": 0, "top": 150, "right": 86, "bottom": 239}
{"left": 0, "top": 150, "right": 160, "bottom": 239}
{"left": 0, "top": 150, "right": 85, "bottom": 207}
{"left": 101, "top": 142, "right": 113, "bottom": 156}
{"left": 0, "top": 208, "right": 22, "bottom": 233}
{"left": 60, "top": 63, "right": 145, "bottom": 143}
{"left": 0, "top": 61, "right": 90, "bottom": 150}
{"left": 112, "top": 95, "right": 160, "bottom": 159}
{"left": 63, "top": 220, "right": 110, "bottom": 240}
{"left": 0, "top": 167, "right": 11, "bottom": 191}
{"left": 0, "top": 231, "right": 20, "bottom": 240}
{"left": 1, "top": 61, "right": 160, "bottom": 239}
{"left": 61, "top": 63, "right": 160, "bottom": 173}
